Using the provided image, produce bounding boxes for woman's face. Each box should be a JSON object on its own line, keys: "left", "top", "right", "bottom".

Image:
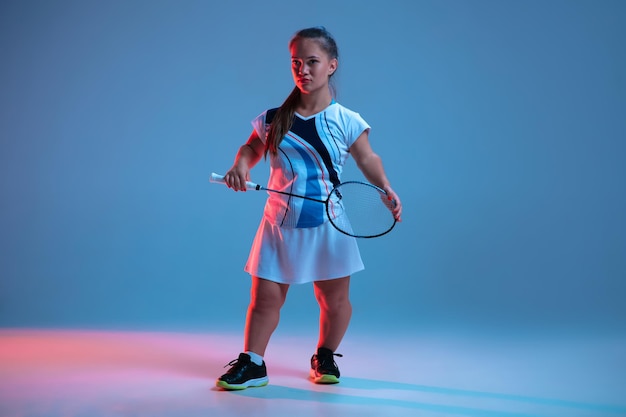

{"left": 290, "top": 38, "right": 337, "bottom": 95}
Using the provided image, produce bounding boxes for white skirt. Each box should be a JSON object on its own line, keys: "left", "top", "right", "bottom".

{"left": 244, "top": 217, "right": 364, "bottom": 284}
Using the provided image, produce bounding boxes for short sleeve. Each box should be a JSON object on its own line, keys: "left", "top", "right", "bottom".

{"left": 251, "top": 111, "right": 268, "bottom": 144}
{"left": 343, "top": 110, "right": 370, "bottom": 148}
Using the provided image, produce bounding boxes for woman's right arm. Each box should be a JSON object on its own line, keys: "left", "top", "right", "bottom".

{"left": 224, "top": 130, "right": 265, "bottom": 191}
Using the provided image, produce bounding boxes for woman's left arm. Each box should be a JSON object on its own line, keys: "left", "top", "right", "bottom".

{"left": 350, "top": 130, "right": 402, "bottom": 221}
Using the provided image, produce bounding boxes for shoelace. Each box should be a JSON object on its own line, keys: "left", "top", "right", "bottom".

{"left": 318, "top": 352, "right": 343, "bottom": 369}
{"left": 224, "top": 359, "right": 239, "bottom": 368}
{"left": 224, "top": 357, "right": 247, "bottom": 369}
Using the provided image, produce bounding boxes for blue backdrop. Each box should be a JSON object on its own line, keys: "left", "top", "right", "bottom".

{"left": 1, "top": 0, "right": 624, "bottom": 335}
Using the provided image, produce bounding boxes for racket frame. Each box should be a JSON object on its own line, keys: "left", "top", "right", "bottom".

{"left": 209, "top": 173, "right": 396, "bottom": 238}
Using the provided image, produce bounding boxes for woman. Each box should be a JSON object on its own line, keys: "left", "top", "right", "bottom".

{"left": 216, "top": 27, "right": 402, "bottom": 390}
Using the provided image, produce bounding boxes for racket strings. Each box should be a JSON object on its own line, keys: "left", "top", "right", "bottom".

{"left": 328, "top": 182, "right": 396, "bottom": 238}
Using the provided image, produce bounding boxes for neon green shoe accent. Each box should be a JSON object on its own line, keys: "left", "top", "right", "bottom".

{"left": 310, "top": 370, "right": 340, "bottom": 384}
{"left": 216, "top": 377, "right": 269, "bottom": 390}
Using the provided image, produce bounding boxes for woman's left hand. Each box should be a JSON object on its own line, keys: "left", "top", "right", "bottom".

{"left": 383, "top": 186, "right": 402, "bottom": 222}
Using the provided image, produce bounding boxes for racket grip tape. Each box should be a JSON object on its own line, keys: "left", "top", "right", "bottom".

{"left": 209, "top": 172, "right": 259, "bottom": 190}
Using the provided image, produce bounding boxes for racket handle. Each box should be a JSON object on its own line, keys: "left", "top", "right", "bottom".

{"left": 209, "top": 172, "right": 260, "bottom": 190}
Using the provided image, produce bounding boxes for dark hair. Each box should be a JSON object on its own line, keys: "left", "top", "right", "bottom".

{"left": 265, "top": 27, "right": 339, "bottom": 156}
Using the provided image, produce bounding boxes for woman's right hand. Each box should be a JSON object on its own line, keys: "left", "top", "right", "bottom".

{"left": 224, "top": 165, "right": 251, "bottom": 192}
{"left": 223, "top": 131, "right": 264, "bottom": 191}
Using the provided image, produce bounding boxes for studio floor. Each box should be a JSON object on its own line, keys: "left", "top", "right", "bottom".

{"left": 0, "top": 327, "right": 624, "bottom": 417}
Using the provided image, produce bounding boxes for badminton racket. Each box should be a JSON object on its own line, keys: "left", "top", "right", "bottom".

{"left": 210, "top": 172, "right": 396, "bottom": 238}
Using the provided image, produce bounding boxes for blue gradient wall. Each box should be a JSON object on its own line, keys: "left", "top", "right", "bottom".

{"left": 1, "top": 0, "right": 624, "bottom": 334}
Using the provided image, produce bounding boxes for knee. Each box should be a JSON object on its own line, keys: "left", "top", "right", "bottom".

{"left": 249, "top": 279, "right": 288, "bottom": 313}
{"left": 250, "top": 291, "right": 286, "bottom": 313}
{"left": 316, "top": 291, "right": 351, "bottom": 313}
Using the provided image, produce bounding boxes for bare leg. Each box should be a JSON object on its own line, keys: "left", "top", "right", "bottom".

{"left": 244, "top": 276, "right": 289, "bottom": 356}
{"left": 313, "top": 276, "right": 352, "bottom": 351}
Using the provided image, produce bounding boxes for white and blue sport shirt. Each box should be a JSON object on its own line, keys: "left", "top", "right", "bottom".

{"left": 252, "top": 101, "right": 370, "bottom": 228}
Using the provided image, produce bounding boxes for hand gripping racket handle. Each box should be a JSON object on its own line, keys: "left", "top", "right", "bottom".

{"left": 209, "top": 172, "right": 261, "bottom": 190}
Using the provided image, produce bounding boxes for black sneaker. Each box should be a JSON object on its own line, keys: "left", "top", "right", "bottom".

{"left": 216, "top": 353, "right": 269, "bottom": 390}
{"left": 310, "top": 347, "right": 343, "bottom": 384}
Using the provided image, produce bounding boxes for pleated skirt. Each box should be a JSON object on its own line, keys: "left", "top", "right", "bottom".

{"left": 244, "top": 217, "right": 364, "bottom": 284}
